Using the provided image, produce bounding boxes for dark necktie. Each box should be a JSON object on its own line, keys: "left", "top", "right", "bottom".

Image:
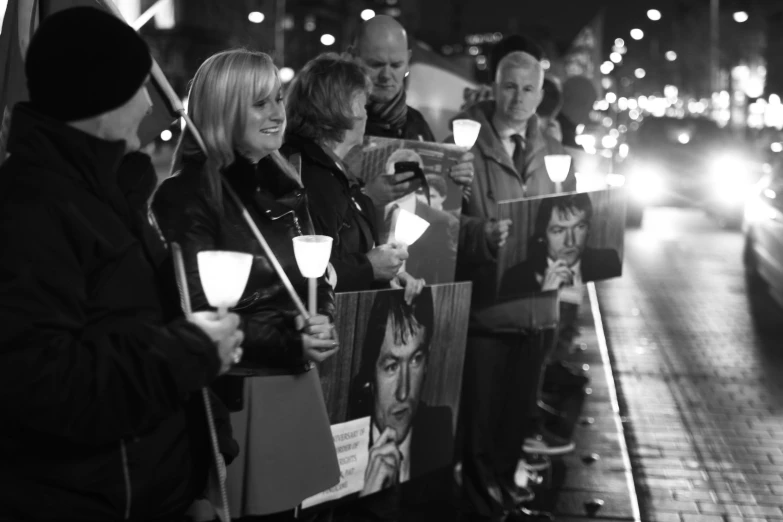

{"left": 384, "top": 203, "right": 400, "bottom": 242}
{"left": 511, "top": 133, "right": 526, "bottom": 179}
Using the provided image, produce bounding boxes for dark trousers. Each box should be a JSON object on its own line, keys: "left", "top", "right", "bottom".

{"left": 457, "top": 330, "right": 548, "bottom": 518}
{"left": 555, "top": 301, "right": 580, "bottom": 359}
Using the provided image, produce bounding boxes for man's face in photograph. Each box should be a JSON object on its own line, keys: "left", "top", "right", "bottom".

{"left": 373, "top": 317, "right": 428, "bottom": 444}
{"left": 545, "top": 206, "right": 589, "bottom": 267}
{"left": 415, "top": 186, "right": 446, "bottom": 211}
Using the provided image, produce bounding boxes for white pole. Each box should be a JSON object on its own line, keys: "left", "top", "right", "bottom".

{"left": 131, "top": 0, "right": 167, "bottom": 30}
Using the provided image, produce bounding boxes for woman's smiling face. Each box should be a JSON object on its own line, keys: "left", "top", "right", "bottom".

{"left": 238, "top": 79, "right": 286, "bottom": 162}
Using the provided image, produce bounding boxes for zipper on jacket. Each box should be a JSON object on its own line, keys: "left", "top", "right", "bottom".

{"left": 120, "top": 441, "right": 132, "bottom": 520}
{"left": 267, "top": 209, "right": 303, "bottom": 236}
{"left": 293, "top": 213, "right": 303, "bottom": 235}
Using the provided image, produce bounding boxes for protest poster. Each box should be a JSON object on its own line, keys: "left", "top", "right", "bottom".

{"left": 496, "top": 188, "right": 626, "bottom": 301}
{"left": 300, "top": 417, "right": 371, "bottom": 508}
{"left": 302, "top": 282, "right": 471, "bottom": 508}
{"left": 344, "top": 137, "right": 465, "bottom": 284}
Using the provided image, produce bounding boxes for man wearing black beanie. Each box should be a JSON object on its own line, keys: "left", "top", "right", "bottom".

{"left": 0, "top": 6, "right": 244, "bottom": 521}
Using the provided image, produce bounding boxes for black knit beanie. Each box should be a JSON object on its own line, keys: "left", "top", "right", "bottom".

{"left": 25, "top": 6, "right": 152, "bottom": 122}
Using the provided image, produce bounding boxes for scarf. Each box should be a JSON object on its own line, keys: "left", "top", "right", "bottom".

{"left": 365, "top": 87, "right": 408, "bottom": 137}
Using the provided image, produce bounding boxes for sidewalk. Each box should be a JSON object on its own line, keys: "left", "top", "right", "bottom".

{"left": 526, "top": 283, "right": 640, "bottom": 521}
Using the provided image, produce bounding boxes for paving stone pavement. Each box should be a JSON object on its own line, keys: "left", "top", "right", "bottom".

{"left": 596, "top": 208, "right": 783, "bottom": 522}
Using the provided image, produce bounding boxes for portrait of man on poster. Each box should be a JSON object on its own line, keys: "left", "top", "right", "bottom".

{"left": 500, "top": 192, "right": 622, "bottom": 296}
{"left": 347, "top": 287, "right": 453, "bottom": 496}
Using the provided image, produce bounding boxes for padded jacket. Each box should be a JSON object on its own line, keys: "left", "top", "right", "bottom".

{"left": 0, "top": 103, "right": 233, "bottom": 521}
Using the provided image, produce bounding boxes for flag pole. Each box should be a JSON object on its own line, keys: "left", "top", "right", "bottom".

{"left": 131, "top": 0, "right": 168, "bottom": 31}
{"left": 171, "top": 243, "right": 231, "bottom": 522}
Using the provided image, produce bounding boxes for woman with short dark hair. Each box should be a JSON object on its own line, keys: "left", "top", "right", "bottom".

{"left": 283, "top": 52, "right": 424, "bottom": 299}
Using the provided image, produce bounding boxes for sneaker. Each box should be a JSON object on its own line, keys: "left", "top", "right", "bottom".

{"left": 543, "top": 361, "right": 589, "bottom": 390}
{"left": 522, "top": 454, "right": 551, "bottom": 471}
{"left": 500, "top": 480, "right": 535, "bottom": 507}
{"left": 522, "top": 427, "right": 575, "bottom": 456}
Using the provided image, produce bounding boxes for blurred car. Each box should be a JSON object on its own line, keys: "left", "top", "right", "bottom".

{"left": 571, "top": 122, "right": 628, "bottom": 193}
{"left": 743, "top": 164, "right": 783, "bottom": 307}
{"left": 622, "top": 116, "right": 762, "bottom": 227}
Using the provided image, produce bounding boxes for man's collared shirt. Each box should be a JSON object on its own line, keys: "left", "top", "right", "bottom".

{"left": 496, "top": 124, "right": 528, "bottom": 160}
{"left": 372, "top": 423, "right": 413, "bottom": 483}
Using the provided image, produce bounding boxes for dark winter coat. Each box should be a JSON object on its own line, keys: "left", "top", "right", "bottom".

{"left": 0, "top": 103, "right": 233, "bottom": 521}
{"left": 281, "top": 134, "right": 381, "bottom": 293}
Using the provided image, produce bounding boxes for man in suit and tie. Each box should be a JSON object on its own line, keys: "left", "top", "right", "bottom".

{"left": 500, "top": 192, "right": 622, "bottom": 296}
{"left": 347, "top": 287, "right": 453, "bottom": 493}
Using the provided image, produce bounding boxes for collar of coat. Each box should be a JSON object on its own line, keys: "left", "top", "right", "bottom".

{"left": 282, "top": 133, "right": 364, "bottom": 191}
{"left": 454, "top": 100, "right": 547, "bottom": 181}
{"left": 222, "top": 153, "right": 306, "bottom": 220}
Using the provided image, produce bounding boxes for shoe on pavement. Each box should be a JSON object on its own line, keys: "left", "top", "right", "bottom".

{"left": 543, "top": 361, "right": 589, "bottom": 391}
{"left": 500, "top": 479, "right": 535, "bottom": 507}
{"left": 522, "top": 428, "right": 575, "bottom": 456}
{"left": 537, "top": 400, "right": 566, "bottom": 419}
{"left": 521, "top": 454, "right": 551, "bottom": 472}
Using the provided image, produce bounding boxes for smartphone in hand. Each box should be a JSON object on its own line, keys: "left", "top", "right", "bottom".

{"left": 393, "top": 161, "right": 429, "bottom": 205}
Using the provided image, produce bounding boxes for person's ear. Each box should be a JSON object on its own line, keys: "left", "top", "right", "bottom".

{"left": 533, "top": 87, "right": 544, "bottom": 110}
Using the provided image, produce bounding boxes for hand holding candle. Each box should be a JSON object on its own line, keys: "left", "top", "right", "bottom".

{"left": 292, "top": 235, "right": 338, "bottom": 361}
{"left": 392, "top": 209, "right": 430, "bottom": 248}
{"left": 197, "top": 250, "right": 253, "bottom": 366}
{"left": 292, "top": 235, "right": 333, "bottom": 316}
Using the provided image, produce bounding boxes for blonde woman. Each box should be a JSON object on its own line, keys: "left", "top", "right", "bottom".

{"left": 152, "top": 49, "right": 339, "bottom": 521}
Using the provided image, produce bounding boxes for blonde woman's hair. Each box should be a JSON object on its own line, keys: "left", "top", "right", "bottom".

{"left": 173, "top": 49, "right": 299, "bottom": 210}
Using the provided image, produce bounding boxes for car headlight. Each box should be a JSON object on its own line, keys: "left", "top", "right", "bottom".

{"left": 709, "top": 154, "right": 756, "bottom": 205}
{"left": 628, "top": 165, "right": 664, "bottom": 202}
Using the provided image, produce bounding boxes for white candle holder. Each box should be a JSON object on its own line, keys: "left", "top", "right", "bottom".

{"left": 545, "top": 154, "right": 572, "bottom": 193}
{"left": 293, "top": 235, "right": 333, "bottom": 315}
{"left": 197, "top": 250, "right": 254, "bottom": 317}
{"left": 453, "top": 119, "right": 481, "bottom": 149}
{"left": 393, "top": 209, "right": 430, "bottom": 248}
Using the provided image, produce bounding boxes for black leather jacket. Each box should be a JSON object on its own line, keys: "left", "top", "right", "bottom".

{"left": 152, "top": 153, "right": 335, "bottom": 374}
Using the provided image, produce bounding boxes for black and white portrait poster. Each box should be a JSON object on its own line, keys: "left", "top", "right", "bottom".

{"left": 344, "top": 137, "right": 465, "bottom": 285}
{"left": 302, "top": 283, "right": 471, "bottom": 508}
{"left": 496, "top": 188, "right": 626, "bottom": 301}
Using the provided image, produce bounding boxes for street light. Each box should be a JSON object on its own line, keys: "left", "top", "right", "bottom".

{"left": 279, "top": 67, "right": 295, "bottom": 83}
{"left": 610, "top": 52, "right": 622, "bottom": 63}
{"left": 647, "top": 9, "right": 662, "bottom": 21}
{"left": 248, "top": 11, "right": 265, "bottom": 23}
{"left": 320, "top": 33, "right": 335, "bottom": 46}
{"left": 733, "top": 11, "right": 748, "bottom": 23}
{"left": 665, "top": 50, "right": 678, "bottom": 61}
{"left": 635, "top": 68, "right": 646, "bottom": 79}
{"left": 615, "top": 38, "right": 625, "bottom": 47}
{"left": 600, "top": 61, "right": 614, "bottom": 74}
{"left": 630, "top": 28, "right": 644, "bottom": 40}
{"left": 360, "top": 9, "right": 375, "bottom": 21}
